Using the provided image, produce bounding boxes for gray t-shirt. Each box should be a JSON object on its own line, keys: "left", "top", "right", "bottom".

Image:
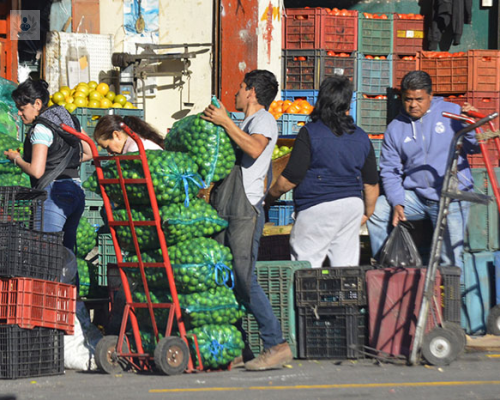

{"left": 239, "top": 108, "right": 278, "bottom": 206}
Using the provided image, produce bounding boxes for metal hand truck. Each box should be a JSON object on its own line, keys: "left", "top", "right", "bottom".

{"left": 409, "top": 110, "right": 499, "bottom": 366}
{"left": 61, "top": 122, "right": 203, "bottom": 375}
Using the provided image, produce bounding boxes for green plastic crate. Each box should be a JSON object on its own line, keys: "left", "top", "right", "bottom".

{"left": 241, "top": 260, "right": 311, "bottom": 358}
{"left": 96, "top": 233, "right": 117, "bottom": 286}
{"left": 82, "top": 199, "right": 105, "bottom": 232}
{"left": 358, "top": 14, "right": 393, "bottom": 56}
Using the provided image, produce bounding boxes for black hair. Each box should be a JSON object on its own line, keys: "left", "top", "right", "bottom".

{"left": 12, "top": 79, "right": 50, "bottom": 110}
{"left": 401, "top": 70, "right": 433, "bottom": 95}
{"left": 94, "top": 114, "right": 164, "bottom": 149}
{"left": 243, "top": 70, "right": 278, "bottom": 110}
{"left": 309, "top": 75, "right": 356, "bottom": 136}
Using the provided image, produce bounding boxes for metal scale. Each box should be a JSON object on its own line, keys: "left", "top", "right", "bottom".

{"left": 111, "top": 43, "right": 212, "bottom": 119}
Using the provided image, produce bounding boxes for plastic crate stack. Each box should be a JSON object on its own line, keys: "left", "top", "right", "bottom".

{"left": 294, "top": 266, "right": 370, "bottom": 360}
{"left": 461, "top": 168, "right": 500, "bottom": 335}
{"left": 418, "top": 50, "right": 500, "bottom": 169}
{"left": 0, "top": 186, "right": 76, "bottom": 379}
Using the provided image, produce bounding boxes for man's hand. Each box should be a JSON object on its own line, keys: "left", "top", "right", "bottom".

{"left": 392, "top": 204, "right": 406, "bottom": 226}
{"left": 201, "top": 101, "right": 231, "bottom": 128}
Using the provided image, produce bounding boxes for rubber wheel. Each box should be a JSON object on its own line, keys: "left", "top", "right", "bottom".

{"left": 95, "top": 335, "right": 128, "bottom": 374}
{"left": 443, "top": 322, "right": 467, "bottom": 355}
{"left": 154, "top": 336, "right": 190, "bottom": 375}
{"left": 487, "top": 305, "right": 500, "bottom": 336}
{"left": 422, "top": 327, "right": 461, "bottom": 366}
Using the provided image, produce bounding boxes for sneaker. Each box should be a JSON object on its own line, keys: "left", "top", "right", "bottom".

{"left": 244, "top": 342, "right": 293, "bottom": 371}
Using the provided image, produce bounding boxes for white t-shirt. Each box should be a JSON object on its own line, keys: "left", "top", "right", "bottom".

{"left": 31, "top": 124, "right": 53, "bottom": 147}
{"left": 122, "top": 136, "right": 163, "bottom": 153}
{"left": 239, "top": 108, "right": 278, "bottom": 206}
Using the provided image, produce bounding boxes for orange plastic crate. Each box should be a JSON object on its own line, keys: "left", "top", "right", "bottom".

{"left": 468, "top": 141, "right": 500, "bottom": 169}
{"left": 393, "top": 55, "right": 417, "bottom": 90}
{"left": 392, "top": 14, "right": 424, "bottom": 55}
{"left": 467, "top": 91, "right": 500, "bottom": 128}
{"left": 0, "top": 278, "right": 76, "bottom": 334}
{"left": 417, "top": 51, "right": 468, "bottom": 93}
{"left": 283, "top": 8, "right": 322, "bottom": 50}
{"left": 321, "top": 11, "right": 358, "bottom": 52}
{"left": 468, "top": 50, "right": 500, "bottom": 92}
{"left": 443, "top": 94, "right": 467, "bottom": 108}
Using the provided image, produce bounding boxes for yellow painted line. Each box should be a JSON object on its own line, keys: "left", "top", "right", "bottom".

{"left": 149, "top": 380, "right": 500, "bottom": 393}
{"left": 486, "top": 354, "right": 500, "bottom": 358}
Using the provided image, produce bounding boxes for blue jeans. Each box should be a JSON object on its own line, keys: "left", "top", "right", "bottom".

{"left": 42, "top": 180, "right": 86, "bottom": 253}
{"left": 243, "top": 204, "right": 284, "bottom": 350}
{"left": 367, "top": 190, "right": 469, "bottom": 271}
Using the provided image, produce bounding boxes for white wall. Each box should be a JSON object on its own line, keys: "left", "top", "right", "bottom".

{"left": 100, "top": 0, "right": 282, "bottom": 132}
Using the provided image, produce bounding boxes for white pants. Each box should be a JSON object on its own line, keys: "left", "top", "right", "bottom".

{"left": 290, "top": 197, "right": 364, "bottom": 268}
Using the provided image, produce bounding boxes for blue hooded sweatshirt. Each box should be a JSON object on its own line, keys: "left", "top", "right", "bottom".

{"left": 380, "top": 96, "right": 478, "bottom": 207}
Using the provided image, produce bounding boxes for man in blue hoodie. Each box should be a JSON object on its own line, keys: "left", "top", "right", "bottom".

{"left": 367, "top": 70, "right": 478, "bottom": 271}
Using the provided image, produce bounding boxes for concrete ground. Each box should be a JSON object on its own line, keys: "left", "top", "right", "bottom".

{"left": 1, "top": 350, "right": 500, "bottom": 400}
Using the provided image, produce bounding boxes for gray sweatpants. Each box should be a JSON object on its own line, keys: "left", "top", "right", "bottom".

{"left": 290, "top": 197, "right": 364, "bottom": 268}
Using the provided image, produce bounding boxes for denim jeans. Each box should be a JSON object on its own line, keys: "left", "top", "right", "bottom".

{"left": 367, "top": 190, "right": 469, "bottom": 271}
{"left": 42, "top": 179, "right": 86, "bottom": 253}
{"left": 241, "top": 204, "right": 284, "bottom": 350}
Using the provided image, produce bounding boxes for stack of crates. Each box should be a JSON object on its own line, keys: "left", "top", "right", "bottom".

{"left": 0, "top": 186, "right": 76, "bottom": 379}
{"left": 461, "top": 168, "right": 500, "bottom": 334}
{"left": 294, "top": 266, "right": 370, "bottom": 359}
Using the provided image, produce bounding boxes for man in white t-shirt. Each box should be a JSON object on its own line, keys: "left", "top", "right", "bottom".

{"left": 203, "top": 70, "right": 292, "bottom": 371}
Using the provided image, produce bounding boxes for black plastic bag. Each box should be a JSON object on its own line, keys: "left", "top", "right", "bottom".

{"left": 378, "top": 221, "right": 423, "bottom": 268}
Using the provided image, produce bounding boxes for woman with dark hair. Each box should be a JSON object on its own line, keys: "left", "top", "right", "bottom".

{"left": 266, "top": 75, "right": 379, "bottom": 268}
{"left": 4, "top": 79, "right": 92, "bottom": 252}
{"left": 93, "top": 115, "right": 164, "bottom": 154}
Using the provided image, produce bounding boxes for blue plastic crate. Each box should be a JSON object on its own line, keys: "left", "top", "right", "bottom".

{"left": 268, "top": 203, "right": 294, "bottom": 226}
{"left": 356, "top": 54, "right": 393, "bottom": 95}
{"left": 278, "top": 190, "right": 294, "bottom": 202}
{"left": 230, "top": 112, "right": 245, "bottom": 125}
{"left": 277, "top": 114, "right": 309, "bottom": 136}
{"left": 281, "top": 90, "right": 319, "bottom": 106}
{"left": 350, "top": 92, "right": 357, "bottom": 123}
{"left": 462, "top": 251, "right": 496, "bottom": 335}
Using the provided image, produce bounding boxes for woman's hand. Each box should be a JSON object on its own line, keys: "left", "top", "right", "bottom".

{"left": 4, "top": 149, "right": 21, "bottom": 164}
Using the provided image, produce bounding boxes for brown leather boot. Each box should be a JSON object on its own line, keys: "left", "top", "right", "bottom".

{"left": 244, "top": 342, "right": 292, "bottom": 371}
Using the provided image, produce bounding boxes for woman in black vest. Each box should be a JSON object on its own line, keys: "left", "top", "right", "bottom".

{"left": 266, "top": 75, "right": 379, "bottom": 268}
{"left": 5, "top": 79, "right": 92, "bottom": 252}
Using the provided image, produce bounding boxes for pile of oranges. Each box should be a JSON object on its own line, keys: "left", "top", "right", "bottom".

{"left": 269, "top": 99, "right": 314, "bottom": 120}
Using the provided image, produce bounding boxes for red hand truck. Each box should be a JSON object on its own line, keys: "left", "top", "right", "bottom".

{"left": 410, "top": 110, "right": 499, "bottom": 366}
{"left": 61, "top": 122, "right": 203, "bottom": 375}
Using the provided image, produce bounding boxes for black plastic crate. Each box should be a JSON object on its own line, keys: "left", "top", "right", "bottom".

{"left": 438, "top": 266, "right": 462, "bottom": 324}
{"left": 295, "top": 267, "right": 370, "bottom": 307}
{"left": 0, "top": 223, "right": 64, "bottom": 281}
{"left": 0, "top": 325, "right": 64, "bottom": 379}
{"left": 0, "top": 186, "right": 46, "bottom": 230}
{"left": 258, "top": 234, "right": 291, "bottom": 261}
{"left": 298, "top": 305, "right": 367, "bottom": 359}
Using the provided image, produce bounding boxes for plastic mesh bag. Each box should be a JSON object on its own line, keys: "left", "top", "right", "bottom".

{"left": 0, "top": 77, "right": 20, "bottom": 139}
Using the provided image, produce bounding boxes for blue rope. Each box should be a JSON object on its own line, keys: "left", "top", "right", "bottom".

{"left": 210, "top": 262, "right": 234, "bottom": 290}
{"left": 181, "top": 174, "right": 205, "bottom": 207}
{"left": 208, "top": 340, "right": 225, "bottom": 362}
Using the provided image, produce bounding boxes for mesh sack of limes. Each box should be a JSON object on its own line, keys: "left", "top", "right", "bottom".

{"left": 0, "top": 133, "right": 30, "bottom": 186}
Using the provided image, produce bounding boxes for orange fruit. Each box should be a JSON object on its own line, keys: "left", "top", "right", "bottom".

{"left": 65, "top": 103, "right": 77, "bottom": 113}
{"left": 112, "top": 102, "right": 123, "bottom": 108}
{"left": 96, "top": 83, "right": 109, "bottom": 96}
{"left": 89, "top": 90, "right": 103, "bottom": 101}
{"left": 88, "top": 99, "right": 101, "bottom": 108}
{"left": 52, "top": 92, "right": 65, "bottom": 104}
{"left": 88, "top": 81, "right": 98, "bottom": 89}
{"left": 123, "top": 102, "right": 134, "bottom": 109}
{"left": 100, "top": 98, "right": 112, "bottom": 108}
{"left": 114, "top": 94, "right": 127, "bottom": 106}
{"left": 105, "top": 91, "right": 116, "bottom": 102}
{"left": 73, "top": 97, "right": 87, "bottom": 107}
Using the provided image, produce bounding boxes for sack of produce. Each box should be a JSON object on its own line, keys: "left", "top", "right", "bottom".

{"left": 76, "top": 258, "right": 91, "bottom": 297}
{"left": 189, "top": 324, "right": 244, "bottom": 369}
{"left": 160, "top": 198, "right": 228, "bottom": 245}
{"left": 113, "top": 207, "right": 160, "bottom": 251}
{"left": 83, "top": 150, "right": 203, "bottom": 206}
{"left": 164, "top": 98, "right": 236, "bottom": 185}
{"left": 177, "top": 286, "right": 245, "bottom": 328}
{"left": 76, "top": 216, "right": 98, "bottom": 258}
{"left": 0, "top": 134, "right": 29, "bottom": 185}
{"left": 0, "top": 77, "right": 21, "bottom": 139}
{"left": 169, "top": 237, "right": 233, "bottom": 293}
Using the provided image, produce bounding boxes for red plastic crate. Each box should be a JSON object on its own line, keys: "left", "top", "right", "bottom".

{"left": 283, "top": 8, "right": 322, "bottom": 50}
{"left": 0, "top": 278, "right": 76, "bottom": 334}
{"left": 392, "top": 55, "right": 417, "bottom": 90}
{"left": 443, "top": 94, "right": 467, "bottom": 108}
{"left": 417, "top": 51, "right": 468, "bottom": 93}
{"left": 366, "top": 267, "right": 442, "bottom": 358}
{"left": 468, "top": 140, "right": 500, "bottom": 169}
{"left": 467, "top": 91, "right": 500, "bottom": 129}
{"left": 392, "top": 14, "right": 424, "bottom": 55}
{"left": 320, "top": 51, "right": 357, "bottom": 90}
{"left": 282, "top": 49, "right": 321, "bottom": 90}
{"left": 468, "top": 50, "right": 500, "bottom": 92}
{"left": 321, "top": 11, "right": 358, "bottom": 52}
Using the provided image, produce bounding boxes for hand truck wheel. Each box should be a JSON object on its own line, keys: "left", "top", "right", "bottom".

{"left": 421, "top": 327, "right": 461, "bottom": 366}
{"left": 443, "top": 322, "right": 467, "bottom": 355}
{"left": 95, "top": 335, "right": 129, "bottom": 374}
{"left": 487, "top": 304, "right": 500, "bottom": 335}
{"left": 154, "top": 336, "right": 190, "bottom": 375}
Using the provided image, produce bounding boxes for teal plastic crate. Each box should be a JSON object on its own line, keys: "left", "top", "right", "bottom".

{"left": 356, "top": 54, "right": 392, "bottom": 95}
{"left": 97, "top": 233, "right": 117, "bottom": 286}
{"left": 464, "top": 168, "right": 500, "bottom": 253}
{"left": 277, "top": 114, "right": 309, "bottom": 137}
{"left": 371, "top": 138, "right": 383, "bottom": 167}
{"left": 462, "top": 251, "right": 496, "bottom": 335}
{"left": 241, "top": 260, "right": 312, "bottom": 358}
{"left": 281, "top": 90, "right": 319, "bottom": 106}
{"left": 80, "top": 161, "right": 102, "bottom": 201}
{"left": 358, "top": 14, "right": 393, "bottom": 56}
{"left": 82, "top": 199, "right": 105, "bottom": 231}
{"left": 268, "top": 203, "right": 294, "bottom": 226}
{"left": 356, "top": 94, "right": 388, "bottom": 135}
